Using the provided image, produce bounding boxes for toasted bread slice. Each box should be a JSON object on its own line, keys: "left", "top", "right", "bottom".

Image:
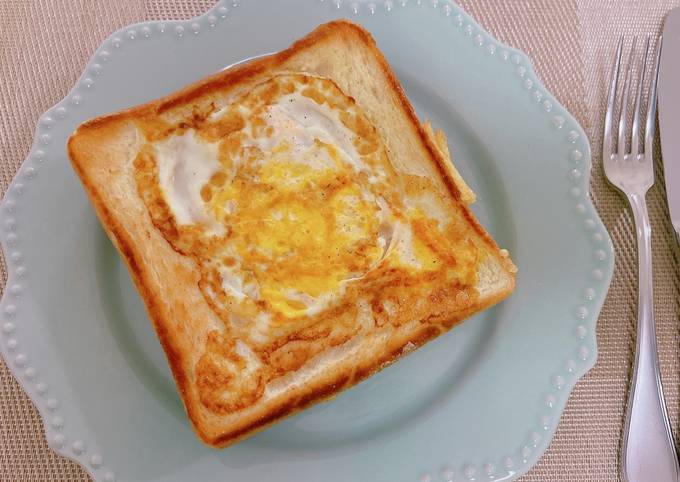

{"left": 68, "top": 20, "right": 516, "bottom": 447}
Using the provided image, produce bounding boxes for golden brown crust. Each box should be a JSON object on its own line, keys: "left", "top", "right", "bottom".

{"left": 210, "top": 286, "right": 510, "bottom": 447}
{"left": 68, "top": 19, "right": 516, "bottom": 447}
{"left": 69, "top": 120, "right": 211, "bottom": 435}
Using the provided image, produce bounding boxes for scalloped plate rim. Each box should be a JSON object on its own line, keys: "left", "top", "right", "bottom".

{"left": 0, "top": 1, "right": 614, "bottom": 481}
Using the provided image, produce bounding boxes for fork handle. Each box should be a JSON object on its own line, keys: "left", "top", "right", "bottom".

{"left": 621, "top": 192, "right": 679, "bottom": 482}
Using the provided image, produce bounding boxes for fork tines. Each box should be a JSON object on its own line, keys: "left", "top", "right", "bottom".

{"left": 604, "top": 35, "right": 663, "bottom": 164}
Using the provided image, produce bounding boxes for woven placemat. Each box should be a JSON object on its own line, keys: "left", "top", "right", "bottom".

{"left": 1, "top": 1, "right": 679, "bottom": 480}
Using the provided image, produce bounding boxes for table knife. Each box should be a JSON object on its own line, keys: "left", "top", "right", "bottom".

{"left": 659, "top": 8, "right": 680, "bottom": 244}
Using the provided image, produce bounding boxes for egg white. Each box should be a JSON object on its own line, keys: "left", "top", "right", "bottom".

{"left": 157, "top": 91, "right": 399, "bottom": 319}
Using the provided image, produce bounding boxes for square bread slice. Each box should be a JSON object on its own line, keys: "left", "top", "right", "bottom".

{"left": 68, "top": 20, "right": 516, "bottom": 447}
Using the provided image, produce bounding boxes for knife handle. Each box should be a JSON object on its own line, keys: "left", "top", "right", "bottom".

{"left": 621, "top": 192, "right": 680, "bottom": 482}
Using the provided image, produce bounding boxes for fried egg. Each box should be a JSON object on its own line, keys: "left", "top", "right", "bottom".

{"left": 134, "top": 73, "right": 478, "bottom": 339}
{"left": 146, "top": 76, "right": 385, "bottom": 319}
{"left": 131, "top": 73, "right": 482, "bottom": 415}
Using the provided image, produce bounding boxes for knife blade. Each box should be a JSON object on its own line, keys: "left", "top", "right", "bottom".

{"left": 659, "top": 8, "right": 680, "bottom": 245}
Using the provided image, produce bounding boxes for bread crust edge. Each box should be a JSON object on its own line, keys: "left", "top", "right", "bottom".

{"left": 68, "top": 19, "right": 516, "bottom": 447}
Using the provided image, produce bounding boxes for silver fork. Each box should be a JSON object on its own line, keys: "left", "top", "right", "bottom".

{"left": 604, "top": 35, "right": 680, "bottom": 482}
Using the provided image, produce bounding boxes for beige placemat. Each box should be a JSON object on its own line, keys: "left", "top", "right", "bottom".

{"left": 1, "top": 1, "right": 679, "bottom": 480}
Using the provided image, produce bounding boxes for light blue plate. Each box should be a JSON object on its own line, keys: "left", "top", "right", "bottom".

{"left": 0, "top": 1, "right": 614, "bottom": 481}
